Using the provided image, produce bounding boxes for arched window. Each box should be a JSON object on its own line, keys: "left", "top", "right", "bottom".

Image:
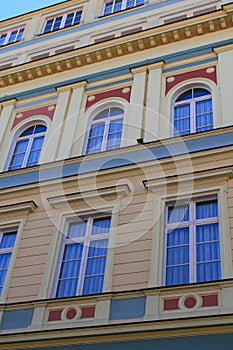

{"left": 173, "top": 87, "right": 213, "bottom": 136}
{"left": 8, "top": 124, "right": 47, "bottom": 170}
{"left": 86, "top": 107, "right": 123, "bottom": 154}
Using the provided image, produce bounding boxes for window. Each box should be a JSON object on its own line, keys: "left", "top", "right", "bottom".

{"left": 43, "top": 11, "right": 82, "bottom": 33}
{"left": 103, "top": 0, "right": 144, "bottom": 15}
{"left": 164, "top": 198, "right": 221, "bottom": 286}
{"left": 9, "top": 124, "right": 47, "bottom": 171}
{"left": 173, "top": 87, "right": 213, "bottom": 136}
{"left": 86, "top": 107, "right": 123, "bottom": 154}
{"left": 0, "top": 28, "right": 24, "bottom": 46}
{"left": 0, "top": 230, "right": 17, "bottom": 295}
{"left": 56, "top": 216, "right": 111, "bottom": 298}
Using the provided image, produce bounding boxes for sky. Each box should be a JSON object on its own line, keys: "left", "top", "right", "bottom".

{"left": 0, "top": 0, "right": 67, "bottom": 21}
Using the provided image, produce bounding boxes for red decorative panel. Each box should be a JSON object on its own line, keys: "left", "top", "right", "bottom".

{"left": 81, "top": 306, "right": 96, "bottom": 318}
{"left": 165, "top": 67, "right": 217, "bottom": 95}
{"left": 48, "top": 309, "right": 62, "bottom": 322}
{"left": 164, "top": 298, "right": 179, "bottom": 311}
{"left": 184, "top": 296, "right": 197, "bottom": 309}
{"left": 85, "top": 87, "right": 131, "bottom": 110}
{"left": 12, "top": 104, "right": 56, "bottom": 129}
{"left": 202, "top": 294, "right": 218, "bottom": 307}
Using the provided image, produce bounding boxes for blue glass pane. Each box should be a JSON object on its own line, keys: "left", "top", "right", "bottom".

{"left": 0, "top": 253, "right": 11, "bottom": 269}
{"left": 16, "top": 29, "right": 24, "bottom": 41}
{"left": 104, "top": 2, "right": 113, "bottom": 15}
{"left": 35, "top": 125, "right": 46, "bottom": 134}
{"left": 56, "top": 278, "right": 78, "bottom": 297}
{"left": 85, "top": 256, "right": 106, "bottom": 275}
{"left": 166, "top": 265, "right": 189, "bottom": 285}
{"left": 114, "top": 0, "right": 123, "bottom": 12}
{"left": 68, "top": 222, "right": 87, "bottom": 238}
{"left": 21, "top": 126, "right": 34, "bottom": 136}
{"left": 194, "top": 88, "right": 210, "bottom": 98}
{"left": 0, "top": 233, "right": 17, "bottom": 249}
{"left": 168, "top": 205, "right": 189, "bottom": 223}
{"left": 167, "top": 228, "right": 189, "bottom": 246}
{"left": 64, "top": 13, "right": 74, "bottom": 27}
{"left": 196, "top": 223, "right": 219, "bottom": 242}
{"left": 8, "top": 31, "right": 17, "bottom": 43}
{"left": 87, "top": 137, "right": 103, "bottom": 154}
{"left": 126, "top": 0, "right": 135, "bottom": 7}
{"left": 196, "top": 98, "right": 212, "bottom": 115}
{"left": 95, "top": 110, "right": 109, "bottom": 120}
{"left": 0, "top": 34, "right": 7, "bottom": 46}
{"left": 176, "top": 90, "right": 192, "bottom": 102}
{"left": 196, "top": 242, "right": 220, "bottom": 262}
{"left": 83, "top": 275, "right": 104, "bottom": 294}
{"left": 88, "top": 240, "right": 108, "bottom": 256}
{"left": 63, "top": 243, "right": 83, "bottom": 260}
{"left": 109, "top": 119, "right": 123, "bottom": 132}
{"left": 167, "top": 246, "right": 189, "bottom": 265}
{"left": 0, "top": 270, "right": 7, "bottom": 287}
{"left": 197, "top": 261, "right": 221, "bottom": 282}
{"left": 91, "top": 218, "right": 111, "bottom": 235}
{"left": 60, "top": 260, "right": 81, "bottom": 278}
{"left": 53, "top": 17, "right": 62, "bottom": 30}
{"left": 136, "top": 0, "right": 144, "bottom": 4}
{"left": 196, "top": 200, "right": 218, "bottom": 219}
{"left": 89, "top": 124, "right": 105, "bottom": 137}
{"left": 44, "top": 20, "right": 53, "bottom": 33}
{"left": 14, "top": 139, "right": 29, "bottom": 152}
{"left": 9, "top": 153, "right": 25, "bottom": 169}
{"left": 109, "top": 108, "right": 123, "bottom": 117}
{"left": 74, "top": 11, "right": 82, "bottom": 24}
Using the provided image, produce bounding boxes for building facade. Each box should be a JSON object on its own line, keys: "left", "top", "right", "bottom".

{"left": 0, "top": 0, "right": 233, "bottom": 348}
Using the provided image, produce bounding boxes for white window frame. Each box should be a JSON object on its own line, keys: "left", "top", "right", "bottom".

{"left": 54, "top": 215, "right": 111, "bottom": 298}
{"left": 163, "top": 196, "right": 221, "bottom": 286}
{"left": 42, "top": 9, "right": 83, "bottom": 33}
{"left": 0, "top": 28, "right": 24, "bottom": 46}
{"left": 102, "top": 0, "right": 144, "bottom": 15}
{"left": 7, "top": 123, "right": 47, "bottom": 171}
{"left": 85, "top": 106, "right": 124, "bottom": 155}
{"left": 171, "top": 86, "right": 213, "bottom": 137}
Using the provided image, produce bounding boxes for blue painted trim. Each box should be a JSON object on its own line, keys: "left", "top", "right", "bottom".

{"left": 29, "top": 334, "right": 233, "bottom": 350}
{"left": 110, "top": 297, "right": 146, "bottom": 320}
{"left": 0, "top": 131, "right": 232, "bottom": 190}
{"left": 163, "top": 57, "right": 218, "bottom": 73}
{"left": 0, "top": 308, "right": 34, "bottom": 330}
{"left": 1, "top": 36, "right": 231, "bottom": 103}
{"left": 15, "top": 97, "right": 57, "bottom": 110}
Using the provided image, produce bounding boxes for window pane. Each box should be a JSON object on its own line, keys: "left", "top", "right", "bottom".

{"left": 104, "top": 2, "right": 113, "bottom": 15}
{"left": 194, "top": 88, "right": 210, "bottom": 98}
{"left": 68, "top": 222, "right": 87, "bottom": 238}
{"left": 114, "top": 0, "right": 123, "bottom": 12}
{"left": 0, "top": 233, "right": 17, "bottom": 249}
{"left": 197, "top": 261, "right": 221, "bottom": 282}
{"left": 53, "top": 17, "right": 62, "bottom": 30}
{"left": 0, "top": 34, "right": 7, "bottom": 46}
{"left": 35, "top": 125, "right": 47, "bottom": 134}
{"left": 21, "top": 126, "right": 35, "bottom": 137}
{"left": 166, "top": 265, "right": 189, "bottom": 285}
{"left": 91, "top": 218, "right": 111, "bottom": 235}
{"left": 16, "top": 28, "right": 24, "bottom": 41}
{"left": 74, "top": 11, "right": 82, "bottom": 24}
{"left": 167, "top": 227, "right": 189, "bottom": 246}
{"left": 174, "top": 104, "right": 190, "bottom": 135}
{"left": 8, "top": 31, "right": 17, "bottom": 43}
{"left": 109, "top": 108, "right": 123, "bottom": 117}
{"left": 56, "top": 278, "right": 79, "bottom": 298}
{"left": 0, "top": 253, "right": 11, "bottom": 269}
{"left": 168, "top": 205, "right": 189, "bottom": 223}
{"left": 196, "top": 223, "right": 219, "bottom": 242}
{"left": 176, "top": 90, "right": 192, "bottom": 102}
{"left": 64, "top": 13, "right": 74, "bottom": 27}
{"left": 44, "top": 20, "right": 54, "bottom": 33}
{"left": 196, "top": 200, "right": 218, "bottom": 219}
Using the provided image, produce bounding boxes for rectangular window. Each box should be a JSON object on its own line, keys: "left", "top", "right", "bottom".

{"left": 56, "top": 216, "right": 111, "bottom": 298}
{"left": 164, "top": 198, "right": 221, "bottom": 286}
{"left": 0, "top": 230, "right": 17, "bottom": 295}
{"left": 43, "top": 10, "right": 82, "bottom": 33}
{"left": 0, "top": 28, "right": 24, "bottom": 46}
{"left": 103, "top": 0, "right": 144, "bottom": 15}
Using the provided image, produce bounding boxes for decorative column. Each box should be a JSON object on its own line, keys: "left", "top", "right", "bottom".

{"left": 0, "top": 99, "right": 16, "bottom": 171}
{"left": 214, "top": 45, "right": 233, "bottom": 127}
{"left": 123, "top": 67, "right": 147, "bottom": 147}
{"left": 56, "top": 81, "right": 87, "bottom": 160}
{"left": 40, "top": 86, "right": 72, "bottom": 163}
{"left": 144, "top": 62, "right": 164, "bottom": 143}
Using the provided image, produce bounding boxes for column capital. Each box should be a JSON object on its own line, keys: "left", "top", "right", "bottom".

{"left": 148, "top": 61, "right": 164, "bottom": 71}
{"left": 1, "top": 98, "right": 17, "bottom": 108}
{"left": 131, "top": 66, "right": 147, "bottom": 75}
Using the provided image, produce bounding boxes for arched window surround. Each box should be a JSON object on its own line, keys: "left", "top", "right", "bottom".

{"left": 83, "top": 100, "right": 126, "bottom": 155}
{"left": 170, "top": 82, "right": 214, "bottom": 137}
{"left": 5, "top": 119, "right": 48, "bottom": 171}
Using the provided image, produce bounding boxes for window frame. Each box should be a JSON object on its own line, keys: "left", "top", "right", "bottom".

{"left": 0, "top": 28, "right": 24, "bottom": 46}
{"left": 54, "top": 215, "right": 112, "bottom": 298}
{"left": 7, "top": 123, "right": 47, "bottom": 171}
{"left": 42, "top": 9, "right": 83, "bottom": 34}
{"left": 171, "top": 86, "right": 213, "bottom": 137}
{"left": 163, "top": 196, "right": 221, "bottom": 286}
{"left": 102, "top": 0, "right": 144, "bottom": 15}
{"left": 85, "top": 106, "right": 124, "bottom": 155}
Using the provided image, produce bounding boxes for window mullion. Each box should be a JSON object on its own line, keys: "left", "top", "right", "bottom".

{"left": 189, "top": 201, "right": 196, "bottom": 283}
{"left": 122, "top": 0, "right": 128, "bottom": 10}
{"left": 5, "top": 32, "right": 11, "bottom": 45}
{"left": 23, "top": 136, "right": 33, "bottom": 167}
{"left": 60, "top": 15, "right": 66, "bottom": 29}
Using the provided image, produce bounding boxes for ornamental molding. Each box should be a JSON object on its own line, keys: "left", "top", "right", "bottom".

{"left": 0, "top": 7, "right": 232, "bottom": 88}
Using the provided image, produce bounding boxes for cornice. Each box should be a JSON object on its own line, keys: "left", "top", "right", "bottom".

{"left": 0, "top": 7, "right": 232, "bottom": 89}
